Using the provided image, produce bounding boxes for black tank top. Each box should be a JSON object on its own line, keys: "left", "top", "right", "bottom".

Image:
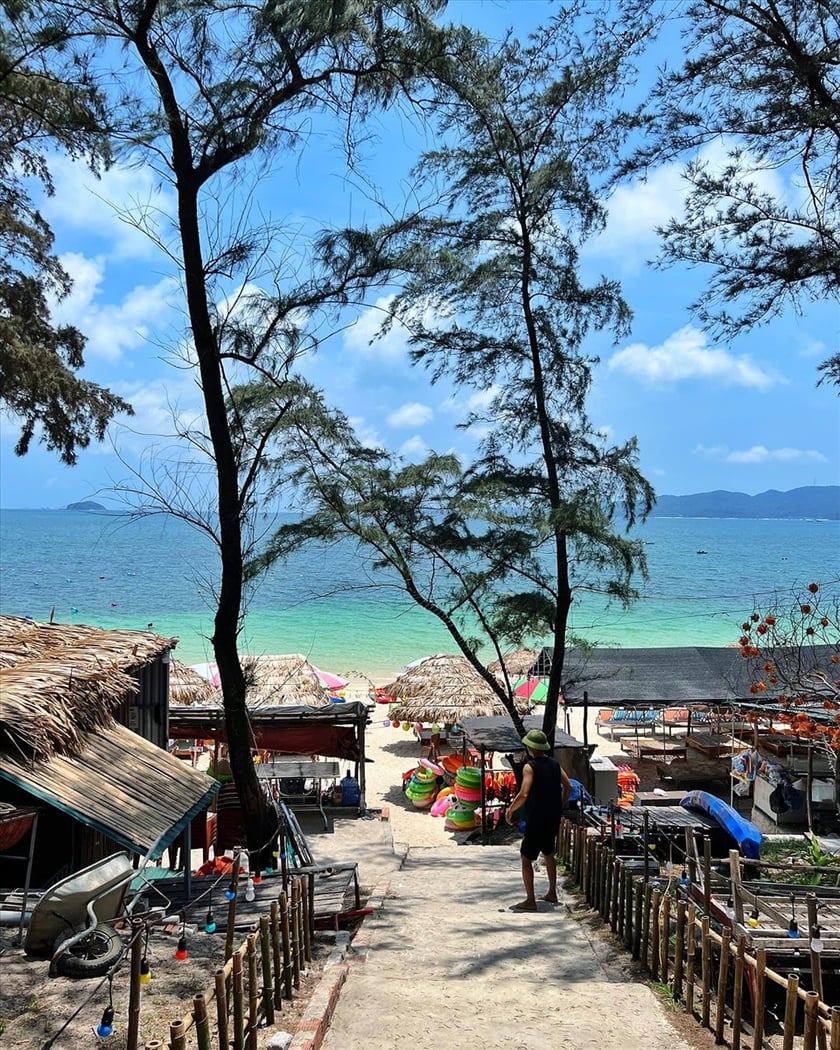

{"left": 525, "top": 755, "right": 564, "bottom": 826}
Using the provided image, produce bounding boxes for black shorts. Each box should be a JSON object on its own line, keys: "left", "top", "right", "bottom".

{"left": 520, "top": 822, "right": 558, "bottom": 861}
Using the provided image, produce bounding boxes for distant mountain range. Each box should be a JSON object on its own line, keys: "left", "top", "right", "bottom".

{"left": 652, "top": 485, "right": 839, "bottom": 520}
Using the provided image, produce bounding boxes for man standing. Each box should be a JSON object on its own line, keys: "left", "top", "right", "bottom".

{"left": 505, "top": 729, "right": 572, "bottom": 912}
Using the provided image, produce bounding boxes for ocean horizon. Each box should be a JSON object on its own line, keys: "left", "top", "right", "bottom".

{"left": 2, "top": 509, "right": 838, "bottom": 682}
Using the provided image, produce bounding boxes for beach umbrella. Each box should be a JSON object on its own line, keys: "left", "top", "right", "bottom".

{"left": 170, "top": 660, "right": 220, "bottom": 706}
{"left": 384, "top": 653, "right": 529, "bottom": 724}
{"left": 513, "top": 677, "right": 550, "bottom": 704}
{"left": 487, "top": 647, "right": 540, "bottom": 681}
{"left": 243, "top": 654, "right": 333, "bottom": 707}
{"left": 310, "top": 665, "right": 348, "bottom": 692}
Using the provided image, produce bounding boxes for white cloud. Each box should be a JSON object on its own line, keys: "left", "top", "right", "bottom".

{"left": 399, "top": 435, "right": 431, "bottom": 460}
{"left": 695, "top": 443, "right": 828, "bottom": 465}
{"left": 608, "top": 325, "right": 781, "bottom": 390}
{"left": 346, "top": 415, "right": 382, "bottom": 450}
{"left": 387, "top": 402, "right": 433, "bottom": 427}
{"left": 43, "top": 155, "right": 174, "bottom": 261}
{"left": 343, "top": 296, "right": 408, "bottom": 361}
{"left": 51, "top": 253, "right": 179, "bottom": 363}
{"left": 594, "top": 162, "right": 686, "bottom": 265}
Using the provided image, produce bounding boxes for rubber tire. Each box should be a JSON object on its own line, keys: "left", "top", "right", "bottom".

{"left": 54, "top": 924, "right": 124, "bottom": 979}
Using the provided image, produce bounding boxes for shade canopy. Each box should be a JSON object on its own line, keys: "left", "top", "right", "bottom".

{"left": 170, "top": 659, "right": 220, "bottom": 706}
{"left": 384, "top": 653, "right": 529, "bottom": 724}
{"left": 488, "top": 647, "right": 541, "bottom": 681}
{"left": 527, "top": 645, "right": 837, "bottom": 706}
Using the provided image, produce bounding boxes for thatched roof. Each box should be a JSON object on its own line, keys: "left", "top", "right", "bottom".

{"left": 0, "top": 614, "right": 177, "bottom": 759}
{"left": 487, "top": 647, "right": 541, "bottom": 681}
{"left": 169, "top": 659, "right": 219, "bottom": 706}
{"left": 384, "top": 653, "right": 529, "bottom": 723}
{"left": 243, "top": 654, "right": 332, "bottom": 708}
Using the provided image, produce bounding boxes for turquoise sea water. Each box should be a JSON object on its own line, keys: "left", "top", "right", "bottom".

{"left": 1, "top": 509, "right": 838, "bottom": 680}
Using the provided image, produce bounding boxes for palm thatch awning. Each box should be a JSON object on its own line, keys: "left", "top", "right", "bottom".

{"left": 0, "top": 614, "right": 177, "bottom": 671}
{"left": 243, "top": 654, "right": 332, "bottom": 708}
{"left": 169, "top": 659, "right": 220, "bottom": 706}
{"left": 384, "top": 653, "right": 529, "bottom": 724}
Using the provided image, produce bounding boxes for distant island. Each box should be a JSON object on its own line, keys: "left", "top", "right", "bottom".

{"left": 67, "top": 500, "right": 106, "bottom": 512}
{"left": 652, "top": 485, "right": 839, "bottom": 520}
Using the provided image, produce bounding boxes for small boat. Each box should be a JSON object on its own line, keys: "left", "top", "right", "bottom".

{"left": 681, "top": 790, "right": 762, "bottom": 859}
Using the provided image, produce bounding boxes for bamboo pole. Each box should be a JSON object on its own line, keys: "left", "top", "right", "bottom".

{"left": 259, "top": 916, "right": 275, "bottom": 1027}
{"left": 610, "top": 858, "right": 621, "bottom": 933}
{"left": 617, "top": 866, "right": 626, "bottom": 944}
{"left": 214, "top": 969, "right": 229, "bottom": 1050}
{"left": 730, "top": 849, "right": 745, "bottom": 926}
{"left": 686, "top": 904, "right": 697, "bottom": 1015}
{"left": 703, "top": 837, "right": 712, "bottom": 915}
{"left": 660, "top": 892, "right": 671, "bottom": 985}
{"left": 782, "top": 973, "right": 800, "bottom": 1050}
{"left": 701, "top": 916, "right": 712, "bottom": 1029}
{"left": 805, "top": 991, "right": 820, "bottom": 1050}
{"left": 673, "top": 900, "right": 686, "bottom": 1000}
{"left": 715, "top": 928, "right": 732, "bottom": 1045}
{"left": 280, "top": 890, "right": 293, "bottom": 999}
{"left": 170, "top": 1021, "right": 186, "bottom": 1050}
{"left": 593, "top": 844, "right": 603, "bottom": 914}
{"left": 641, "top": 881, "right": 652, "bottom": 972}
{"left": 752, "top": 949, "right": 766, "bottom": 1050}
{"left": 807, "top": 895, "right": 827, "bottom": 1050}
{"left": 624, "top": 868, "right": 634, "bottom": 950}
{"left": 127, "top": 916, "right": 144, "bottom": 1050}
{"left": 830, "top": 1006, "right": 840, "bottom": 1050}
{"left": 732, "top": 936, "right": 745, "bottom": 1050}
{"left": 225, "top": 852, "right": 242, "bottom": 963}
{"left": 302, "top": 874, "right": 313, "bottom": 962}
{"left": 632, "top": 879, "right": 643, "bottom": 960}
{"left": 651, "top": 886, "right": 661, "bottom": 982}
{"left": 247, "top": 933, "right": 259, "bottom": 1050}
{"left": 291, "top": 880, "right": 302, "bottom": 990}
{"left": 232, "top": 948, "right": 245, "bottom": 1050}
{"left": 270, "top": 902, "right": 283, "bottom": 1010}
{"left": 193, "top": 994, "right": 212, "bottom": 1050}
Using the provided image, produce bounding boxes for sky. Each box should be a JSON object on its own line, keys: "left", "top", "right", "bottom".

{"left": 0, "top": 0, "right": 838, "bottom": 510}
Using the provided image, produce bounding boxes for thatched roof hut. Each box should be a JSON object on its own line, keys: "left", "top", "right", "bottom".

{"left": 384, "top": 653, "right": 529, "bottom": 724}
{"left": 0, "top": 614, "right": 176, "bottom": 670}
{"left": 243, "top": 654, "right": 332, "bottom": 708}
{"left": 169, "top": 659, "right": 220, "bottom": 706}
{"left": 487, "top": 647, "right": 541, "bottom": 682}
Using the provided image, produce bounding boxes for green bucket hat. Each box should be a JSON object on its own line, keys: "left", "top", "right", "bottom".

{"left": 522, "top": 729, "right": 551, "bottom": 752}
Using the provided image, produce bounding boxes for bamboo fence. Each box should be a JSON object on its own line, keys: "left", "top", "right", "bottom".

{"left": 557, "top": 817, "right": 840, "bottom": 1050}
{"left": 125, "top": 873, "right": 312, "bottom": 1050}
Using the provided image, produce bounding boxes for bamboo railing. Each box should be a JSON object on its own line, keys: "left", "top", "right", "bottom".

{"left": 557, "top": 818, "right": 840, "bottom": 1050}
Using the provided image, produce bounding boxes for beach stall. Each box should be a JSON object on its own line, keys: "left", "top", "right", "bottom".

{"left": 0, "top": 619, "right": 219, "bottom": 888}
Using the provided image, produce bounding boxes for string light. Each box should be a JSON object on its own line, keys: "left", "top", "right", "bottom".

{"left": 245, "top": 876, "right": 256, "bottom": 903}
{"left": 224, "top": 879, "right": 236, "bottom": 902}
{"left": 811, "top": 924, "right": 824, "bottom": 953}
{"left": 205, "top": 905, "right": 217, "bottom": 935}
{"left": 139, "top": 924, "right": 152, "bottom": 983}
{"left": 96, "top": 977, "right": 115, "bottom": 1038}
{"left": 174, "top": 912, "right": 188, "bottom": 961}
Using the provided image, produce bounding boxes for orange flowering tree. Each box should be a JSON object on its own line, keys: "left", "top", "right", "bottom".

{"left": 737, "top": 583, "right": 840, "bottom": 749}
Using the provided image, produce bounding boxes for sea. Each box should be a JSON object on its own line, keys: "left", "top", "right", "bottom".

{"left": 1, "top": 509, "right": 838, "bottom": 682}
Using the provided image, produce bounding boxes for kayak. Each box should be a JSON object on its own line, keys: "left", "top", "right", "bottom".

{"left": 680, "top": 790, "right": 762, "bottom": 860}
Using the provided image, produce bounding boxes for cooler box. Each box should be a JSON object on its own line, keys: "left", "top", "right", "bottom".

{"left": 589, "top": 755, "right": 619, "bottom": 804}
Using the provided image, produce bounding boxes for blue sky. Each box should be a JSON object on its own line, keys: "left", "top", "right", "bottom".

{"left": 1, "top": 0, "right": 837, "bottom": 509}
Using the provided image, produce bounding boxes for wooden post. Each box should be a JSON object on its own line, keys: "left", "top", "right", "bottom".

{"left": 247, "top": 933, "right": 259, "bottom": 1050}
{"left": 617, "top": 865, "right": 626, "bottom": 943}
{"left": 632, "top": 879, "right": 644, "bottom": 960}
{"left": 732, "top": 935, "right": 745, "bottom": 1050}
{"left": 752, "top": 949, "right": 766, "bottom": 1050}
{"left": 259, "top": 916, "right": 275, "bottom": 1027}
{"left": 269, "top": 901, "right": 283, "bottom": 1010}
{"left": 804, "top": 991, "right": 820, "bottom": 1050}
{"left": 280, "top": 890, "right": 293, "bottom": 999}
{"left": 701, "top": 916, "right": 712, "bottom": 1029}
{"left": 686, "top": 904, "right": 697, "bottom": 1015}
{"left": 610, "top": 858, "right": 621, "bottom": 933}
{"left": 660, "top": 892, "right": 672, "bottom": 985}
{"left": 127, "top": 915, "right": 144, "bottom": 1050}
{"left": 291, "top": 880, "right": 302, "bottom": 990}
{"left": 807, "top": 892, "right": 827, "bottom": 1050}
{"left": 782, "top": 972, "right": 800, "bottom": 1050}
{"left": 303, "top": 873, "right": 313, "bottom": 962}
{"left": 703, "top": 837, "right": 712, "bottom": 915}
{"left": 624, "top": 868, "right": 634, "bottom": 950}
{"left": 673, "top": 900, "right": 686, "bottom": 1000}
{"left": 651, "top": 885, "right": 661, "bottom": 982}
{"left": 715, "top": 928, "right": 732, "bottom": 1044}
{"left": 641, "top": 881, "right": 652, "bottom": 972}
{"left": 214, "top": 969, "right": 229, "bottom": 1050}
{"left": 232, "top": 949, "right": 245, "bottom": 1050}
{"left": 193, "top": 993, "right": 212, "bottom": 1050}
{"left": 225, "top": 852, "right": 242, "bottom": 963}
{"left": 170, "top": 1020, "right": 186, "bottom": 1050}
{"left": 730, "top": 849, "right": 745, "bottom": 926}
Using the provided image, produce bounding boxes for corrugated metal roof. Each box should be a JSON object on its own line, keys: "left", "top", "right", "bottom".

{"left": 0, "top": 723, "right": 218, "bottom": 858}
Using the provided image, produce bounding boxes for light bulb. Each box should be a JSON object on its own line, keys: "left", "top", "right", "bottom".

{"left": 253, "top": 871, "right": 262, "bottom": 884}
{"left": 788, "top": 919, "right": 799, "bottom": 938}
{"left": 224, "top": 880, "right": 236, "bottom": 901}
{"left": 174, "top": 933, "right": 189, "bottom": 961}
{"left": 139, "top": 958, "right": 152, "bottom": 984}
{"left": 205, "top": 909, "right": 216, "bottom": 934}
{"left": 245, "top": 877, "right": 255, "bottom": 902}
{"left": 96, "top": 1006, "right": 115, "bottom": 1038}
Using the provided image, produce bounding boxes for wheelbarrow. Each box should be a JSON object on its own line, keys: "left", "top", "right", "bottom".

{"left": 24, "top": 851, "right": 137, "bottom": 978}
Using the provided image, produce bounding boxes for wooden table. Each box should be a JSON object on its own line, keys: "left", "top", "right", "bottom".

{"left": 257, "top": 760, "right": 340, "bottom": 829}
